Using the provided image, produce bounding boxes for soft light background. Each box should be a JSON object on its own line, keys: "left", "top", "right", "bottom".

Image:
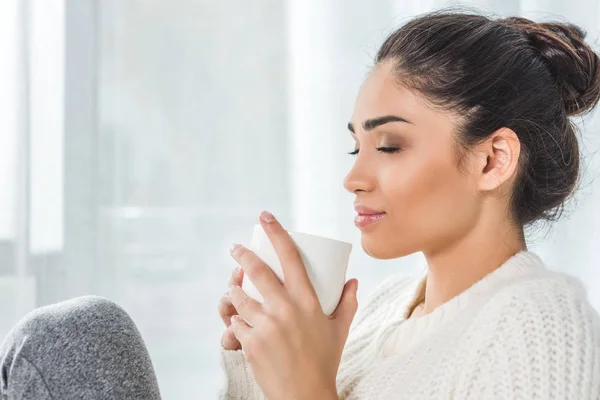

{"left": 1, "top": 0, "right": 599, "bottom": 398}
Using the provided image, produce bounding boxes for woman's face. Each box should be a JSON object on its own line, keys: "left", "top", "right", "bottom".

{"left": 344, "top": 62, "right": 482, "bottom": 259}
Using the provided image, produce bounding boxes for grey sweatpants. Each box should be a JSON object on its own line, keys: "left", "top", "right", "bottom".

{"left": 0, "top": 296, "right": 161, "bottom": 400}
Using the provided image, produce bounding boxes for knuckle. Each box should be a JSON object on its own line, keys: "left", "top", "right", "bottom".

{"left": 237, "top": 247, "right": 251, "bottom": 262}
{"left": 281, "top": 313, "right": 297, "bottom": 328}
{"left": 218, "top": 296, "right": 229, "bottom": 310}
{"left": 221, "top": 331, "right": 232, "bottom": 347}
{"left": 222, "top": 333, "right": 240, "bottom": 351}
{"left": 261, "top": 316, "right": 285, "bottom": 340}
{"left": 277, "top": 303, "right": 295, "bottom": 320}
{"left": 217, "top": 303, "right": 226, "bottom": 316}
{"left": 246, "top": 260, "right": 267, "bottom": 279}
{"left": 253, "top": 263, "right": 269, "bottom": 278}
{"left": 236, "top": 295, "right": 253, "bottom": 311}
{"left": 228, "top": 274, "right": 236, "bottom": 285}
{"left": 237, "top": 251, "right": 267, "bottom": 277}
{"left": 218, "top": 297, "right": 232, "bottom": 316}
{"left": 262, "top": 316, "right": 278, "bottom": 334}
{"left": 232, "top": 272, "right": 243, "bottom": 285}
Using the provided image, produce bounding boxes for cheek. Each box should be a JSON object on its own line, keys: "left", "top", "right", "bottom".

{"left": 388, "top": 154, "right": 469, "bottom": 216}
{"left": 369, "top": 149, "right": 478, "bottom": 256}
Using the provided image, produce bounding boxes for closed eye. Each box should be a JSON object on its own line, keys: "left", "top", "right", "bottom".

{"left": 347, "top": 147, "right": 401, "bottom": 156}
{"left": 377, "top": 147, "right": 401, "bottom": 154}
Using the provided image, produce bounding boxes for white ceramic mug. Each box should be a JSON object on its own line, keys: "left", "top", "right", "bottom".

{"left": 241, "top": 224, "right": 353, "bottom": 316}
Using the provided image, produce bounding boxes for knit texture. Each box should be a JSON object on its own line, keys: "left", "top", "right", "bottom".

{"left": 1, "top": 296, "right": 161, "bottom": 400}
{"left": 220, "top": 251, "right": 600, "bottom": 399}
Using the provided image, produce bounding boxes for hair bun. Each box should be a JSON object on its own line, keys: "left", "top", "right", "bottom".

{"left": 503, "top": 17, "right": 600, "bottom": 116}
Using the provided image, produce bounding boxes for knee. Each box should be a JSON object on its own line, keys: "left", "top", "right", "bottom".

{"left": 57, "top": 295, "right": 134, "bottom": 328}
{"left": 3, "top": 296, "right": 137, "bottom": 347}
{"left": 1, "top": 297, "right": 158, "bottom": 399}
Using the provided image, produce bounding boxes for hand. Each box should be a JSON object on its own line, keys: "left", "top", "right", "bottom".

{"left": 218, "top": 266, "right": 245, "bottom": 350}
{"left": 228, "top": 211, "right": 358, "bottom": 400}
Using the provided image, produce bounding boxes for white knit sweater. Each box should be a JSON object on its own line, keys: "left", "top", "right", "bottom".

{"left": 220, "top": 251, "right": 600, "bottom": 399}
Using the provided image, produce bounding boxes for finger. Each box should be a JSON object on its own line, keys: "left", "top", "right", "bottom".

{"left": 218, "top": 293, "right": 237, "bottom": 326}
{"left": 230, "top": 244, "right": 286, "bottom": 302}
{"left": 259, "top": 211, "right": 316, "bottom": 300}
{"left": 221, "top": 326, "right": 242, "bottom": 351}
{"left": 230, "top": 315, "right": 252, "bottom": 344}
{"left": 229, "top": 284, "right": 263, "bottom": 323}
{"left": 330, "top": 279, "right": 359, "bottom": 337}
{"left": 228, "top": 267, "right": 244, "bottom": 287}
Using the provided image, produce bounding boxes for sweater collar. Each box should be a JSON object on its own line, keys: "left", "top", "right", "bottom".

{"left": 379, "top": 251, "right": 546, "bottom": 357}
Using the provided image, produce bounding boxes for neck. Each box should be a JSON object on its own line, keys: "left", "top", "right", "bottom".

{"left": 420, "top": 216, "right": 526, "bottom": 315}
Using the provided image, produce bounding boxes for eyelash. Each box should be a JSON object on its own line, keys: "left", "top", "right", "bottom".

{"left": 348, "top": 147, "right": 401, "bottom": 156}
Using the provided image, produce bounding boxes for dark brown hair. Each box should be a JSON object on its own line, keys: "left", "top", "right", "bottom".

{"left": 376, "top": 11, "right": 600, "bottom": 226}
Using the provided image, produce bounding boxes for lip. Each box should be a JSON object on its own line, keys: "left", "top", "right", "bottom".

{"left": 354, "top": 204, "right": 386, "bottom": 229}
{"left": 354, "top": 204, "right": 386, "bottom": 215}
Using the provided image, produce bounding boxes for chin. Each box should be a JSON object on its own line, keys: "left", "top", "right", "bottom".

{"left": 361, "top": 234, "right": 412, "bottom": 260}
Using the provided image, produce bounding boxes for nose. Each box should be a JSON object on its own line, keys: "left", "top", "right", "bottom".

{"left": 343, "top": 154, "right": 377, "bottom": 194}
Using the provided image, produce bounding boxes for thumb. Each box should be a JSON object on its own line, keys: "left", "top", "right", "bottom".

{"left": 331, "top": 279, "right": 359, "bottom": 335}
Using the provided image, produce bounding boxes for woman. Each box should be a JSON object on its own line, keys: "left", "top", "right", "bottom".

{"left": 1, "top": 10, "right": 599, "bottom": 400}
{"left": 219, "top": 11, "right": 600, "bottom": 400}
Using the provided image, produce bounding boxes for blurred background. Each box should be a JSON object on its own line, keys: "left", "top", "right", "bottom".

{"left": 1, "top": 0, "right": 600, "bottom": 398}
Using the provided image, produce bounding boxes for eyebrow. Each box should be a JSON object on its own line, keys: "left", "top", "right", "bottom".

{"left": 347, "top": 115, "right": 412, "bottom": 133}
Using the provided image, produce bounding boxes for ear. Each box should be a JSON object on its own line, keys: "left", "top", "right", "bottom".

{"left": 474, "top": 128, "right": 521, "bottom": 191}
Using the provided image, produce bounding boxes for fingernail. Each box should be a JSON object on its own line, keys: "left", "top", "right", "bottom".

{"left": 234, "top": 266, "right": 242, "bottom": 275}
{"left": 230, "top": 243, "right": 241, "bottom": 255}
{"left": 260, "top": 211, "right": 275, "bottom": 224}
{"left": 230, "top": 315, "right": 238, "bottom": 324}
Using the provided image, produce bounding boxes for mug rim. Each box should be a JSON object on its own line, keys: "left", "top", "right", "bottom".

{"left": 253, "top": 224, "right": 352, "bottom": 248}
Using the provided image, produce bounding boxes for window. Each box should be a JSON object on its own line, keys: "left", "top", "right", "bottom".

{"left": 3, "top": 1, "right": 599, "bottom": 398}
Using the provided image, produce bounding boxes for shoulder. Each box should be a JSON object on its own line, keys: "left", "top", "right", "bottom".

{"left": 457, "top": 273, "right": 600, "bottom": 399}
{"left": 461, "top": 273, "right": 600, "bottom": 398}
{"left": 472, "top": 271, "right": 600, "bottom": 363}
{"left": 486, "top": 270, "right": 598, "bottom": 324}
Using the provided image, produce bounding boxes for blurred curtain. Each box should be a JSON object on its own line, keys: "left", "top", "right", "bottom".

{"left": 1, "top": 0, "right": 599, "bottom": 398}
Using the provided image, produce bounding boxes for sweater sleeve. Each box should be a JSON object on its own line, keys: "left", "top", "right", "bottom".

{"left": 219, "top": 349, "right": 266, "bottom": 400}
{"left": 219, "top": 274, "right": 417, "bottom": 400}
{"left": 454, "top": 276, "right": 600, "bottom": 400}
{"left": 337, "top": 275, "right": 417, "bottom": 398}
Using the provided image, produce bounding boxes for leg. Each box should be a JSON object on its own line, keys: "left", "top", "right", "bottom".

{"left": 0, "top": 296, "right": 161, "bottom": 400}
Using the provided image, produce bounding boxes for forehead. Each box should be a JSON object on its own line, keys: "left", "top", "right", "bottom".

{"left": 351, "top": 62, "right": 458, "bottom": 133}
